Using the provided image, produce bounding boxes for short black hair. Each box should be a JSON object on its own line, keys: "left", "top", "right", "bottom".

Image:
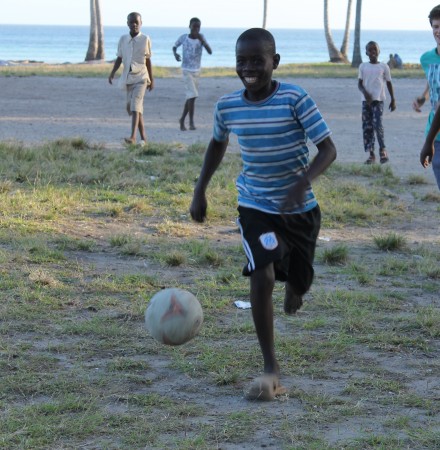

{"left": 236, "top": 28, "right": 276, "bottom": 54}
{"left": 365, "top": 41, "right": 379, "bottom": 51}
{"left": 127, "top": 12, "right": 141, "bottom": 21}
{"left": 189, "top": 17, "right": 201, "bottom": 26}
{"left": 429, "top": 5, "right": 440, "bottom": 24}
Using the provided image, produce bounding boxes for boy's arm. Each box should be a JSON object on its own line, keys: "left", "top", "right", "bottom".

{"left": 413, "top": 81, "right": 429, "bottom": 112}
{"left": 172, "top": 45, "right": 181, "bottom": 62}
{"left": 146, "top": 57, "right": 154, "bottom": 91}
{"left": 386, "top": 80, "right": 396, "bottom": 111}
{"left": 420, "top": 107, "right": 440, "bottom": 168}
{"left": 199, "top": 35, "right": 212, "bottom": 55}
{"left": 190, "top": 138, "right": 229, "bottom": 222}
{"left": 108, "top": 57, "right": 122, "bottom": 84}
{"left": 283, "top": 136, "right": 337, "bottom": 209}
{"left": 358, "top": 79, "right": 372, "bottom": 103}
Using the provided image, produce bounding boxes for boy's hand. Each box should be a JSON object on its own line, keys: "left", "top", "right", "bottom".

{"left": 174, "top": 52, "right": 181, "bottom": 62}
{"left": 147, "top": 79, "right": 154, "bottom": 91}
{"left": 190, "top": 191, "right": 208, "bottom": 222}
{"left": 389, "top": 99, "right": 396, "bottom": 112}
{"left": 281, "top": 177, "right": 308, "bottom": 212}
{"left": 108, "top": 74, "right": 114, "bottom": 85}
{"left": 413, "top": 96, "right": 425, "bottom": 112}
{"left": 420, "top": 142, "right": 434, "bottom": 168}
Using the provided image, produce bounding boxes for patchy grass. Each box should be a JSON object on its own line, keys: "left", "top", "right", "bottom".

{"left": 0, "top": 138, "right": 439, "bottom": 449}
{"left": 374, "top": 232, "right": 407, "bottom": 251}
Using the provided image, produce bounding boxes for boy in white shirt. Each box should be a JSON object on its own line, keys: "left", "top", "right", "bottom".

{"left": 108, "top": 12, "right": 154, "bottom": 146}
{"left": 173, "top": 18, "right": 212, "bottom": 131}
{"left": 358, "top": 41, "right": 396, "bottom": 164}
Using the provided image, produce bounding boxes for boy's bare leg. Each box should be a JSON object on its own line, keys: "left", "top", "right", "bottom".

{"left": 187, "top": 98, "right": 196, "bottom": 130}
{"left": 179, "top": 100, "right": 189, "bottom": 131}
{"left": 125, "top": 111, "right": 140, "bottom": 144}
{"left": 245, "top": 264, "right": 287, "bottom": 400}
{"left": 138, "top": 113, "right": 147, "bottom": 142}
{"left": 284, "top": 281, "right": 303, "bottom": 315}
{"left": 250, "top": 264, "right": 279, "bottom": 375}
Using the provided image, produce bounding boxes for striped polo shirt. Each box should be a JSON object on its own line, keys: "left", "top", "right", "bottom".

{"left": 213, "top": 81, "right": 331, "bottom": 214}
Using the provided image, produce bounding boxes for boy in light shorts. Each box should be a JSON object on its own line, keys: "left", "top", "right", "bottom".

{"left": 183, "top": 70, "right": 199, "bottom": 102}
{"left": 173, "top": 18, "right": 212, "bottom": 131}
{"left": 108, "top": 12, "right": 154, "bottom": 146}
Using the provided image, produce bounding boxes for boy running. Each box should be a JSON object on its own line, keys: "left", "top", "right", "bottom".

{"left": 190, "top": 28, "right": 337, "bottom": 401}
{"left": 173, "top": 18, "right": 212, "bottom": 131}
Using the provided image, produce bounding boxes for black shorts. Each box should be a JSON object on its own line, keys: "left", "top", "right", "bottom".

{"left": 237, "top": 205, "right": 321, "bottom": 295}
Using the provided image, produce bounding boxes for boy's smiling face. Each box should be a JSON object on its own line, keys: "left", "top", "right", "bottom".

{"left": 431, "top": 18, "right": 440, "bottom": 48}
{"left": 235, "top": 39, "right": 280, "bottom": 102}
{"left": 365, "top": 42, "right": 380, "bottom": 64}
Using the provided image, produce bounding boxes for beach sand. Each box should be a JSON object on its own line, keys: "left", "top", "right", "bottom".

{"left": 0, "top": 74, "right": 436, "bottom": 184}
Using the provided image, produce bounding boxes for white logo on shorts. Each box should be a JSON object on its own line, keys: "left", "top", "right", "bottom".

{"left": 259, "top": 232, "right": 278, "bottom": 250}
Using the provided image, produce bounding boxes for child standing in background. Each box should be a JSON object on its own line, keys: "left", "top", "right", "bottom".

{"left": 173, "top": 18, "right": 212, "bottom": 131}
{"left": 358, "top": 41, "right": 396, "bottom": 164}
{"left": 108, "top": 12, "right": 154, "bottom": 146}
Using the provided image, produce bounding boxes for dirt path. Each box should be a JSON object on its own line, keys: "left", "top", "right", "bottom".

{"left": 0, "top": 75, "right": 437, "bottom": 185}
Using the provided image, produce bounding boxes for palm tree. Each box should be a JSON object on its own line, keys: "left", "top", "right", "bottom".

{"left": 351, "top": 0, "right": 362, "bottom": 67}
{"left": 85, "top": 0, "right": 105, "bottom": 61}
{"left": 324, "top": 0, "right": 348, "bottom": 63}
{"left": 262, "top": 0, "right": 268, "bottom": 29}
{"left": 340, "top": 0, "right": 353, "bottom": 59}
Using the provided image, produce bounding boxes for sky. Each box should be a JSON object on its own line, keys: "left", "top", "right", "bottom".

{"left": 1, "top": 0, "right": 438, "bottom": 30}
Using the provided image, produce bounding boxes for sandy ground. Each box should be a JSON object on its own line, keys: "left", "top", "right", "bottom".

{"left": 0, "top": 74, "right": 438, "bottom": 186}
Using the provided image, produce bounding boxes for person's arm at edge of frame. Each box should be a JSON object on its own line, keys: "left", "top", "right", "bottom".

{"left": 420, "top": 106, "right": 440, "bottom": 168}
{"left": 413, "top": 81, "right": 429, "bottom": 112}
{"left": 284, "top": 136, "right": 337, "bottom": 208}
{"left": 146, "top": 56, "right": 154, "bottom": 91}
{"left": 190, "top": 137, "right": 229, "bottom": 222}
{"left": 386, "top": 80, "right": 396, "bottom": 111}
{"left": 108, "top": 56, "right": 122, "bottom": 84}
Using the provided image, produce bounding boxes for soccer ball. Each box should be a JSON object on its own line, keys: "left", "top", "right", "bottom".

{"left": 145, "top": 288, "right": 203, "bottom": 345}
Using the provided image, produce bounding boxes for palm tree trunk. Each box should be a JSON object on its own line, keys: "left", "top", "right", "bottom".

{"left": 85, "top": 0, "right": 97, "bottom": 61}
{"left": 340, "top": 0, "right": 353, "bottom": 59}
{"left": 85, "top": 0, "right": 105, "bottom": 61}
{"left": 324, "top": 0, "right": 347, "bottom": 63}
{"left": 262, "top": 0, "right": 268, "bottom": 29}
{"left": 351, "top": 0, "right": 362, "bottom": 67}
{"left": 95, "top": 0, "right": 105, "bottom": 60}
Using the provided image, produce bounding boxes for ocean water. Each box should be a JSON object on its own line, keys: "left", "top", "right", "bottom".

{"left": 0, "top": 24, "right": 434, "bottom": 67}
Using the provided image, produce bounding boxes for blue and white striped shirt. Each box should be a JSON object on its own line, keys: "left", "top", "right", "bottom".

{"left": 213, "top": 81, "right": 331, "bottom": 214}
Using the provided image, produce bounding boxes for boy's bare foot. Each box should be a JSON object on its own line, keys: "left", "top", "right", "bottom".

{"left": 284, "top": 283, "right": 303, "bottom": 315}
{"left": 179, "top": 118, "right": 186, "bottom": 131}
{"left": 244, "top": 374, "right": 287, "bottom": 401}
{"left": 124, "top": 138, "right": 136, "bottom": 145}
{"left": 189, "top": 123, "right": 196, "bottom": 130}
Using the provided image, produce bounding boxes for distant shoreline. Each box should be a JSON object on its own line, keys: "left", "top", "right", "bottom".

{"left": 0, "top": 60, "right": 425, "bottom": 79}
